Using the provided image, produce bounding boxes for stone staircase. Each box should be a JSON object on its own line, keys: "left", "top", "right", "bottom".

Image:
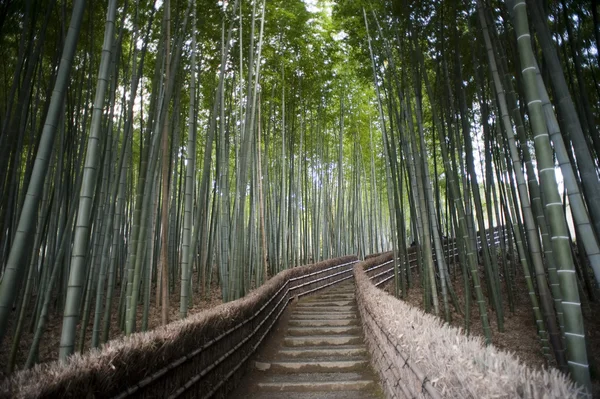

{"left": 232, "top": 281, "right": 383, "bottom": 399}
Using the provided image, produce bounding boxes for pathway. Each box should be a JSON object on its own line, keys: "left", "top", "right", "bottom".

{"left": 231, "top": 280, "right": 383, "bottom": 398}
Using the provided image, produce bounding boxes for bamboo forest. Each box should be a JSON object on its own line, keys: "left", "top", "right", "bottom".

{"left": 0, "top": 0, "right": 599, "bottom": 395}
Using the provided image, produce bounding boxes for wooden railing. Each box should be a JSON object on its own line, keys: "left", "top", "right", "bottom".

{"left": 365, "top": 226, "right": 508, "bottom": 288}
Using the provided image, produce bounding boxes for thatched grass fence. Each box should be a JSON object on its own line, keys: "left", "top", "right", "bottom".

{"left": 0, "top": 255, "right": 358, "bottom": 399}
{"left": 355, "top": 249, "right": 584, "bottom": 398}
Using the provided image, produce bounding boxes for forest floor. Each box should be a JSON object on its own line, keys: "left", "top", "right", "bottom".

{"left": 383, "top": 259, "right": 600, "bottom": 397}
{"left": 0, "top": 271, "right": 224, "bottom": 379}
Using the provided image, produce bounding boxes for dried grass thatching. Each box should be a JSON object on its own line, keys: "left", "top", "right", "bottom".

{"left": 355, "top": 254, "right": 584, "bottom": 399}
{"left": 0, "top": 255, "right": 357, "bottom": 399}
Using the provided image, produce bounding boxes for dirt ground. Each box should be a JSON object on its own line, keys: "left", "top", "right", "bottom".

{"left": 382, "top": 259, "right": 600, "bottom": 396}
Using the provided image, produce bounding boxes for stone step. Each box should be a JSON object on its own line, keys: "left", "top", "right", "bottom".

{"left": 296, "top": 300, "right": 355, "bottom": 307}
{"left": 256, "top": 382, "right": 375, "bottom": 392}
{"left": 287, "top": 325, "right": 361, "bottom": 336}
{"left": 312, "top": 290, "right": 354, "bottom": 295}
{"left": 303, "top": 294, "right": 355, "bottom": 300}
{"left": 323, "top": 290, "right": 354, "bottom": 295}
{"left": 289, "top": 312, "right": 356, "bottom": 320}
{"left": 324, "top": 288, "right": 354, "bottom": 294}
{"left": 318, "top": 292, "right": 354, "bottom": 298}
{"left": 302, "top": 297, "right": 354, "bottom": 303}
{"left": 228, "top": 281, "right": 382, "bottom": 399}
{"left": 288, "top": 319, "right": 358, "bottom": 327}
{"left": 291, "top": 309, "right": 356, "bottom": 315}
{"left": 276, "top": 345, "right": 367, "bottom": 359}
{"left": 292, "top": 304, "right": 357, "bottom": 314}
{"left": 256, "top": 373, "right": 375, "bottom": 392}
{"left": 322, "top": 286, "right": 354, "bottom": 292}
{"left": 284, "top": 335, "right": 363, "bottom": 347}
{"left": 247, "top": 390, "right": 381, "bottom": 399}
{"left": 255, "top": 359, "right": 368, "bottom": 373}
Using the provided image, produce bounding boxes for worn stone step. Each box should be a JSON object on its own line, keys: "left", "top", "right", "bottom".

{"left": 287, "top": 325, "right": 361, "bottom": 336}
{"left": 256, "top": 373, "right": 375, "bottom": 392}
{"left": 313, "top": 290, "right": 354, "bottom": 295}
{"left": 256, "top": 380, "right": 375, "bottom": 392}
{"left": 324, "top": 288, "right": 354, "bottom": 294}
{"left": 302, "top": 297, "right": 354, "bottom": 303}
{"left": 276, "top": 345, "right": 367, "bottom": 359}
{"left": 318, "top": 292, "right": 354, "bottom": 298}
{"left": 247, "top": 390, "right": 381, "bottom": 399}
{"left": 302, "top": 291, "right": 350, "bottom": 298}
{"left": 288, "top": 319, "right": 358, "bottom": 327}
{"left": 227, "top": 281, "right": 382, "bottom": 399}
{"left": 275, "top": 355, "right": 368, "bottom": 363}
{"left": 289, "top": 312, "right": 356, "bottom": 320}
{"left": 292, "top": 305, "right": 357, "bottom": 313}
{"left": 296, "top": 300, "right": 355, "bottom": 307}
{"left": 255, "top": 359, "right": 368, "bottom": 373}
{"left": 304, "top": 293, "right": 355, "bottom": 300}
{"left": 323, "top": 285, "right": 354, "bottom": 292}
{"left": 291, "top": 309, "right": 356, "bottom": 316}
{"left": 284, "top": 335, "right": 363, "bottom": 347}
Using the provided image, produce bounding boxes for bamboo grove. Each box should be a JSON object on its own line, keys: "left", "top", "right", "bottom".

{"left": 0, "top": 0, "right": 391, "bottom": 373}
{"left": 336, "top": 0, "right": 600, "bottom": 393}
{"left": 0, "top": 0, "right": 598, "bottom": 395}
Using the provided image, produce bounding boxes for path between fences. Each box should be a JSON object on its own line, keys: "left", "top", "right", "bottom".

{"left": 229, "top": 279, "right": 383, "bottom": 399}
{"left": 1, "top": 227, "right": 580, "bottom": 398}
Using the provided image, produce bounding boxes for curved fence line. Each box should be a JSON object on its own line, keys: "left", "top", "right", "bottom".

{"left": 366, "top": 225, "right": 510, "bottom": 289}
{"left": 0, "top": 255, "right": 358, "bottom": 399}
{"left": 355, "top": 252, "right": 583, "bottom": 398}
{"left": 365, "top": 239, "right": 458, "bottom": 288}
